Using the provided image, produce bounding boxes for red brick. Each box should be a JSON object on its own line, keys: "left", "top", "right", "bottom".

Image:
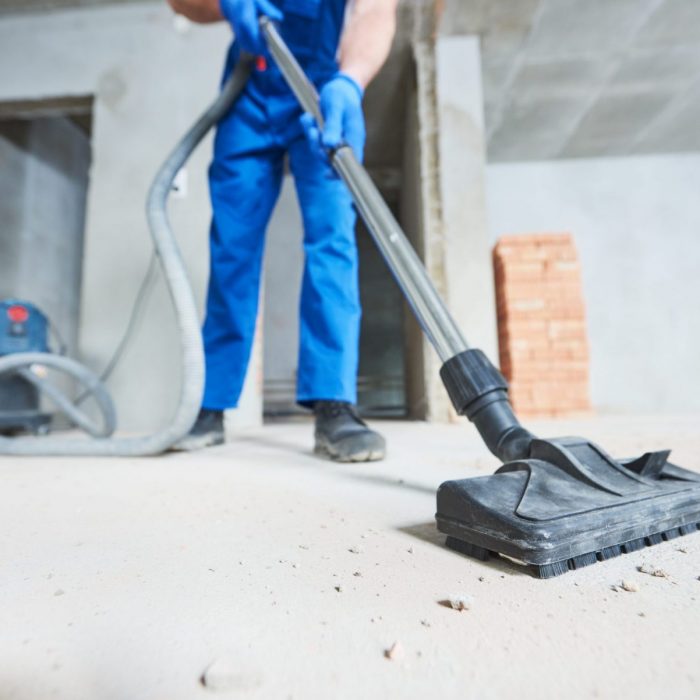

{"left": 496, "top": 232, "right": 573, "bottom": 248}
{"left": 494, "top": 232, "right": 591, "bottom": 417}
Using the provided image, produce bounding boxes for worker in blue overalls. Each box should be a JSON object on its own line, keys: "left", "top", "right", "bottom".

{"left": 167, "top": 0, "right": 398, "bottom": 460}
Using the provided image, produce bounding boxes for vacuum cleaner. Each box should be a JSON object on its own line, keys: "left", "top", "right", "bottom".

{"left": 1, "top": 20, "right": 697, "bottom": 578}
{"left": 0, "top": 298, "right": 116, "bottom": 439}
{"left": 0, "top": 300, "right": 53, "bottom": 435}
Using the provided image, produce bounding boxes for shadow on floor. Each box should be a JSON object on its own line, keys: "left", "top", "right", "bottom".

{"left": 232, "top": 434, "right": 439, "bottom": 495}
{"left": 344, "top": 472, "right": 436, "bottom": 495}
{"left": 230, "top": 432, "right": 310, "bottom": 457}
{"left": 399, "top": 521, "right": 531, "bottom": 578}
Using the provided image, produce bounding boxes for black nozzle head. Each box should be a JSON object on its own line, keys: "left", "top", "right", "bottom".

{"left": 436, "top": 436, "right": 700, "bottom": 578}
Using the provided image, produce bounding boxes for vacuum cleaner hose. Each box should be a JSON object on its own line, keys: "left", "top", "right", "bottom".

{"left": 0, "top": 54, "right": 253, "bottom": 456}
{"left": 0, "top": 353, "right": 116, "bottom": 438}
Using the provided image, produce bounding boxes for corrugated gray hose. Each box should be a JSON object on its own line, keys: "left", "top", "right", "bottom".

{"left": 0, "top": 54, "right": 253, "bottom": 456}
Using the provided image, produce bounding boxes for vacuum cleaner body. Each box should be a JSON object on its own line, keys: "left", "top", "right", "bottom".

{"left": 0, "top": 299, "right": 52, "bottom": 435}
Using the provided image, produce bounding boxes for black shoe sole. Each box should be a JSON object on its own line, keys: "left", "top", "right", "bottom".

{"left": 170, "top": 431, "right": 225, "bottom": 452}
{"left": 314, "top": 433, "right": 386, "bottom": 463}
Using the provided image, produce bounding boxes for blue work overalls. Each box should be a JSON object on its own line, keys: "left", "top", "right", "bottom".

{"left": 202, "top": 0, "right": 360, "bottom": 410}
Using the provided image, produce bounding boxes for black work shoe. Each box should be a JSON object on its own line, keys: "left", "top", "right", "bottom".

{"left": 313, "top": 401, "right": 386, "bottom": 463}
{"left": 171, "top": 408, "right": 225, "bottom": 451}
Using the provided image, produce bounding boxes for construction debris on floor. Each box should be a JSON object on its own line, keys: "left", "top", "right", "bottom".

{"left": 1, "top": 415, "right": 699, "bottom": 699}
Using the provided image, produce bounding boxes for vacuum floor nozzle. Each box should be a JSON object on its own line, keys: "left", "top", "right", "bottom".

{"left": 436, "top": 436, "right": 700, "bottom": 578}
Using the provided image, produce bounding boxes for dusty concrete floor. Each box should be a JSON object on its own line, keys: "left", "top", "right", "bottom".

{"left": 1, "top": 414, "right": 699, "bottom": 699}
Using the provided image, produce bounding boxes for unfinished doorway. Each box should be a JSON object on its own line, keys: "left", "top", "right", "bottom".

{"left": 261, "top": 45, "right": 414, "bottom": 419}
{"left": 0, "top": 97, "right": 92, "bottom": 356}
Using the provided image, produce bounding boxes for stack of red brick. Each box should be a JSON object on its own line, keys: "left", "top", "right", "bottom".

{"left": 493, "top": 233, "right": 591, "bottom": 417}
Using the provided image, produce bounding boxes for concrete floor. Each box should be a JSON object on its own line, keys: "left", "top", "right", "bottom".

{"left": 2, "top": 414, "right": 699, "bottom": 699}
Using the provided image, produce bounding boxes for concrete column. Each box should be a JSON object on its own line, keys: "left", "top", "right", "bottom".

{"left": 401, "top": 42, "right": 448, "bottom": 422}
{"left": 434, "top": 35, "right": 498, "bottom": 369}
{"left": 404, "top": 35, "right": 495, "bottom": 422}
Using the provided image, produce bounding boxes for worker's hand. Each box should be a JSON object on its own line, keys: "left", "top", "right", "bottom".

{"left": 219, "top": 0, "right": 282, "bottom": 55}
{"left": 301, "top": 73, "right": 366, "bottom": 162}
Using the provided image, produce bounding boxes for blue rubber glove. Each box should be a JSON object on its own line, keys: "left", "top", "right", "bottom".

{"left": 219, "top": 0, "right": 283, "bottom": 55}
{"left": 301, "top": 72, "right": 366, "bottom": 162}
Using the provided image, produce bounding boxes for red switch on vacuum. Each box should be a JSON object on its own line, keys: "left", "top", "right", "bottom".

{"left": 7, "top": 305, "right": 29, "bottom": 324}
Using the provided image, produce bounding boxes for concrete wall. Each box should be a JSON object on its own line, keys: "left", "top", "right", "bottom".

{"left": 486, "top": 152, "right": 700, "bottom": 414}
{"left": 0, "top": 3, "right": 265, "bottom": 431}
{"left": 435, "top": 35, "right": 497, "bottom": 364}
{"left": 400, "top": 35, "right": 496, "bottom": 422}
{"left": 0, "top": 126, "right": 26, "bottom": 284}
{"left": 399, "top": 66, "right": 430, "bottom": 419}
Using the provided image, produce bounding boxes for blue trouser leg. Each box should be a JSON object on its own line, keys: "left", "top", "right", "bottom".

{"left": 202, "top": 147, "right": 283, "bottom": 409}
{"left": 288, "top": 135, "right": 361, "bottom": 407}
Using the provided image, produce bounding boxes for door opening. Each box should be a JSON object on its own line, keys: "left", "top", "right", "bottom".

{"left": 0, "top": 96, "right": 93, "bottom": 394}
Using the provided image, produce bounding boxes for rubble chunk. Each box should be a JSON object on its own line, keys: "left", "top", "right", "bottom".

{"left": 384, "top": 641, "right": 404, "bottom": 661}
{"left": 201, "top": 660, "right": 263, "bottom": 692}
{"left": 439, "top": 594, "right": 474, "bottom": 611}
{"left": 638, "top": 563, "right": 669, "bottom": 578}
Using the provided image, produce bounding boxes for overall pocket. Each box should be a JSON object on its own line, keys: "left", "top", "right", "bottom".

{"left": 281, "top": 0, "right": 322, "bottom": 60}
